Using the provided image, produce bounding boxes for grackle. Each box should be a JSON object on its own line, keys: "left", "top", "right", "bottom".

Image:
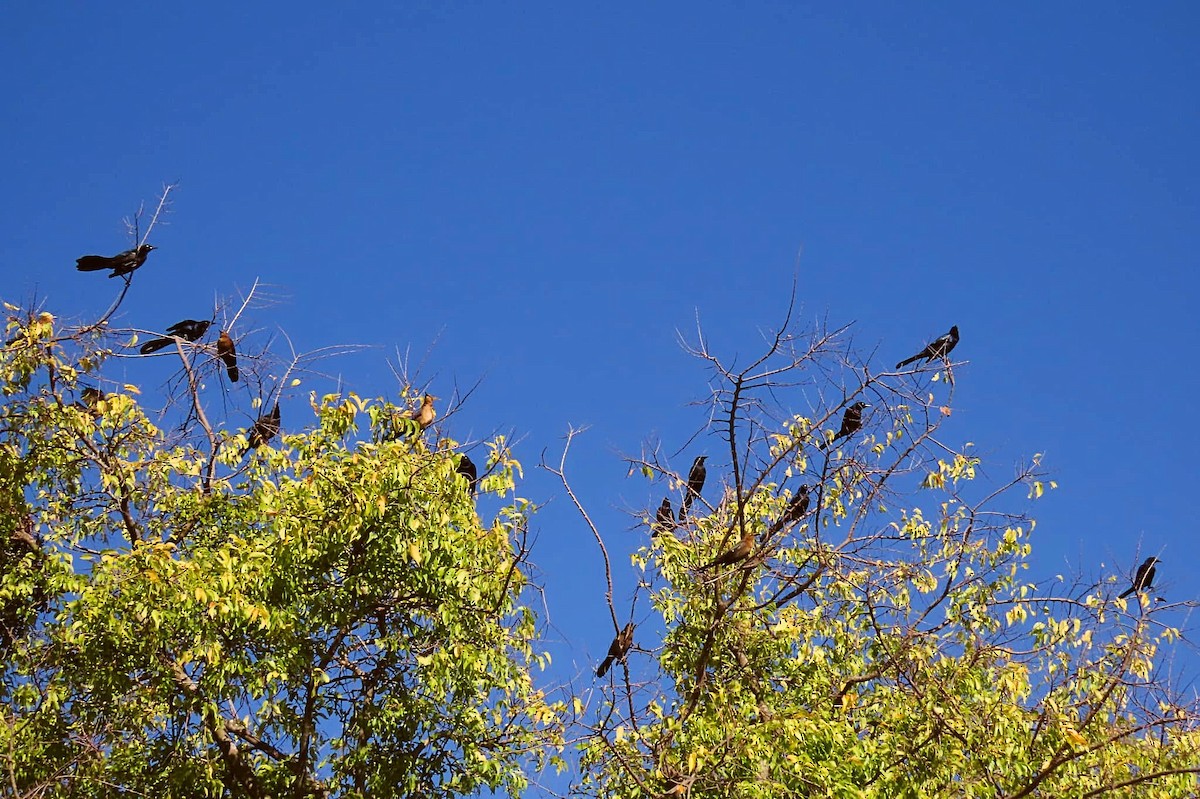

{"left": 652, "top": 497, "right": 675, "bottom": 537}
{"left": 824, "top": 402, "right": 869, "bottom": 448}
{"left": 773, "top": 485, "right": 810, "bottom": 532}
{"left": 896, "top": 325, "right": 959, "bottom": 369}
{"left": 596, "top": 622, "right": 635, "bottom": 677}
{"left": 76, "top": 244, "right": 156, "bottom": 278}
{"left": 217, "top": 331, "right": 239, "bottom": 382}
{"left": 680, "top": 456, "right": 707, "bottom": 517}
{"left": 1119, "top": 557, "right": 1159, "bottom": 600}
{"left": 456, "top": 453, "right": 478, "bottom": 494}
{"left": 699, "top": 529, "right": 755, "bottom": 571}
{"left": 139, "top": 319, "right": 211, "bottom": 354}
{"left": 242, "top": 403, "right": 280, "bottom": 457}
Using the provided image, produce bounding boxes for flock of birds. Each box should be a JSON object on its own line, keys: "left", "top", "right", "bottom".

{"left": 595, "top": 324, "right": 1161, "bottom": 678}
{"left": 67, "top": 247, "right": 1162, "bottom": 679}
{"left": 72, "top": 245, "right": 465, "bottom": 474}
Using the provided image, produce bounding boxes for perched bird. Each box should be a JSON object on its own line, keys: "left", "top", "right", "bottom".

{"left": 699, "top": 529, "right": 755, "bottom": 571}
{"left": 896, "top": 325, "right": 960, "bottom": 369}
{"left": 217, "top": 331, "right": 239, "bottom": 382}
{"left": 772, "top": 485, "right": 810, "bottom": 533}
{"left": 167, "top": 319, "right": 211, "bottom": 340}
{"left": 652, "top": 497, "right": 675, "bottom": 537}
{"left": 825, "top": 402, "right": 869, "bottom": 448}
{"left": 1119, "top": 557, "right": 1160, "bottom": 600}
{"left": 75, "top": 244, "right": 156, "bottom": 278}
{"left": 680, "top": 455, "right": 707, "bottom": 517}
{"left": 405, "top": 391, "right": 439, "bottom": 429}
{"left": 456, "top": 453, "right": 479, "bottom": 494}
{"left": 596, "top": 622, "right": 635, "bottom": 678}
{"left": 79, "top": 386, "right": 106, "bottom": 407}
{"left": 139, "top": 318, "right": 212, "bottom": 354}
{"left": 242, "top": 403, "right": 281, "bottom": 457}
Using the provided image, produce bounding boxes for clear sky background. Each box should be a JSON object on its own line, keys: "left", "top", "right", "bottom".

{"left": 4, "top": 1, "right": 1199, "bottom": 785}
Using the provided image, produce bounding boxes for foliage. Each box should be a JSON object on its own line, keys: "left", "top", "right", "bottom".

{"left": 0, "top": 306, "right": 563, "bottom": 798}
{"left": 573, "top": 316, "right": 1200, "bottom": 798}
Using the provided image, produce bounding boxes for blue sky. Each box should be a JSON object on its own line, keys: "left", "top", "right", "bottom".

{"left": 4, "top": 0, "right": 1199, "bottom": 768}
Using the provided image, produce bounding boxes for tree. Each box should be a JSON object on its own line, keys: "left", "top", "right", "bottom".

{"left": 0, "top": 197, "right": 564, "bottom": 797}
{"left": 566, "top": 303, "right": 1200, "bottom": 798}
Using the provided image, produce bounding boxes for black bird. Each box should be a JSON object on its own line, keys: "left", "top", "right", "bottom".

{"left": 242, "top": 403, "right": 280, "bottom": 457}
{"left": 1119, "top": 557, "right": 1160, "bottom": 600}
{"left": 596, "top": 622, "right": 635, "bottom": 677}
{"left": 652, "top": 498, "right": 675, "bottom": 537}
{"left": 680, "top": 456, "right": 707, "bottom": 517}
{"left": 75, "top": 244, "right": 156, "bottom": 278}
{"left": 139, "top": 319, "right": 212, "bottom": 354}
{"left": 772, "top": 485, "right": 810, "bottom": 533}
{"left": 826, "top": 402, "right": 869, "bottom": 448}
{"left": 217, "top": 331, "right": 239, "bottom": 382}
{"left": 456, "top": 453, "right": 479, "bottom": 495}
{"left": 896, "top": 325, "right": 960, "bottom": 369}
{"left": 699, "top": 530, "right": 755, "bottom": 571}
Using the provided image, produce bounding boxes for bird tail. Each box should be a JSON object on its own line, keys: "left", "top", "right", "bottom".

{"left": 1118, "top": 587, "right": 1135, "bottom": 599}
{"left": 75, "top": 256, "right": 113, "bottom": 272}
{"left": 139, "top": 338, "right": 173, "bottom": 355}
{"left": 596, "top": 657, "right": 614, "bottom": 677}
{"left": 896, "top": 356, "right": 919, "bottom": 369}
{"left": 227, "top": 364, "right": 240, "bottom": 382}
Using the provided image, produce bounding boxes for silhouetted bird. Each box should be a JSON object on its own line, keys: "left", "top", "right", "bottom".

{"left": 772, "top": 485, "right": 810, "bottom": 533}
{"left": 242, "top": 403, "right": 280, "bottom": 457}
{"left": 75, "top": 244, "right": 156, "bottom": 278}
{"left": 680, "top": 456, "right": 707, "bottom": 517}
{"left": 139, "top": 319, "right": 212, "bottom": 354}
{"left": 456, "top": 453, "right": 478, "bottom": 494}
{"left": 825, "top": 402, "right": 869, "bottom": 448}
{"left": 652, "top": 498, "right": 675, "bottom": 537}
{"left": 217, "top": 331, "right": 239, "bottom": 382}
{"left": 699, "top": 529, "right": 755, "bottom": 571}
{"left": 596, "top": 622, "right": 635, "bottom": 677}
{"left": 79, "top": 386, "right": 105, "bottom": 407}
{"left": 896, "top": 325, "right": 959, "bottom": 369}
{"left": 1119, "top": 557, "right": 1159, "bottom": 599}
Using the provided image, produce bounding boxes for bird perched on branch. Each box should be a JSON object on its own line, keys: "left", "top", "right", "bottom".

{"left": 402, "top": 394, "right": 437, "bottom": 431}
{"left": 680, "top": 456, "right": 707, "bottom": 518}
{"left": 217, "top": 331, "right": 239, "bottom": 382}
{"left": 896, "top": 325, "right": 959, "bottom": 369}
{"left": 139, "top": 319, "right": 212, "bottom": 354}
{"left": 771, "top": 485, "right": 810, "bottom": 534}
{"left": 1119, "top": 557, "right": 1159, "bottom": 600}
{"left": 456, "top": 453, "right": 478, "bottom": 495}
{"left": 241, "top": 403, "right": 280, "bottom": 458}
{"left": 596, "top": 622, "right": 635, "bottom": 677}
{"left": 652, "top": 498, "right": 675, "bottom": 537}
{"left": 699, "top": 529, "right": 755, "bottom": 572}
{"left": 824, "top": 402, "right": 869, "bottom": 448}
{"left": 75, "top": 244, "right": 156, "bottom": 278}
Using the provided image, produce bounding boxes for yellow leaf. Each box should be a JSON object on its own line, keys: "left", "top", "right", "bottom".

{"left": 1064, "top": 728, "right": 1087, "bottom": 747}
{"left": 123, "top": 384, "right": 141, "bottom": 395}
{"left": 408, "top": 542, "right": 422, "bottom": 565}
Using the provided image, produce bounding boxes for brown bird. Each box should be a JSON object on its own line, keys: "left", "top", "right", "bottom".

{"left": 680, "top": 455, "right": 707, "bottom": 518}
{"left": 217, "top": 331, "right": 239, "bottom": 382}
{"left": 139, "top": 318, "right": 212, "bottom": 354}
{"left": 456, "top": 453, "right": 478, "bottom": 494}
{"left": 596, "top": 622, "right": 635, "bottom": 677}
{"left": 401, "top": 394, "right": 437, "bottom": 430}
{"left": 75, "top": 243, "right": 156, "bottom": 278}
{"left": 652, "top": 497, "right": 675, "bottom": 537}
{"left": 242, "top": 403, "right": 280, "bottom": 457}
{"left": 896, "top": 325, "right": 959, "bottom": 369}
{"left": 825, "top": 401, "right": 869, "bottom": 448}
{"left": 699, "top": 529, "right": 755, "bottom": 571}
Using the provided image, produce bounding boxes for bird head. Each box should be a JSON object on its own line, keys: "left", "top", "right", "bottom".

{"left": 949, "top": 325, "right": 959, "bottom": 337}
{"left": 853, "top": 401, "right": 870, "bottom": 411}
{"left": 1147, "top": 557, "right": 1161, "bottom": 565}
